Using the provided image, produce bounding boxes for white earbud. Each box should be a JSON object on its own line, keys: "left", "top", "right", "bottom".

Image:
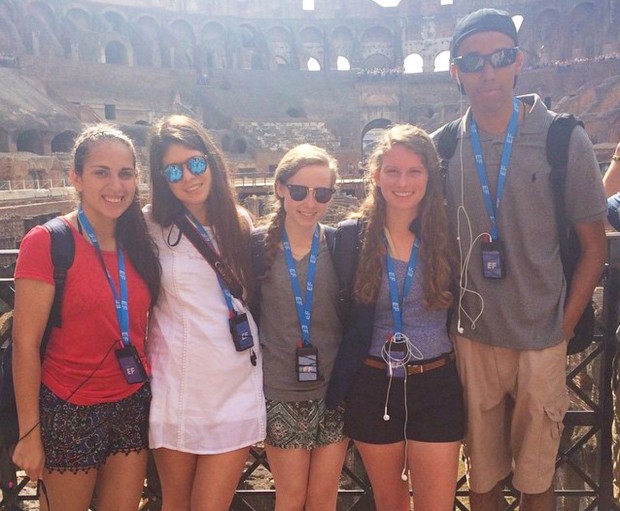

{"left": 383, "top": 414, "right": 390, "bottom": 421}
{"left": 457, "top": 320, "right": 464, "bottom": 334}
{"left": 401, "top": 469, "right": 408, "bottom": 481}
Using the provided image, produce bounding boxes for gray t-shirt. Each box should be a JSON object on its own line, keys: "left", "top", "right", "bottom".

{"left": 369, "top": 259, "right": 452, "bottom": 359}
{"left": 259, "top": 238, "right": 342, "bottom": 401}
{"left": 439, "top": 94, "right": 606, "bottom": 350}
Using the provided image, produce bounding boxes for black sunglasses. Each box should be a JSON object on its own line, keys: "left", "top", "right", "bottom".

{"left": 286, "top": 184, "right": 334, "bottom": 204}
{"left": 452, "top": 47, "right": 519, "bottom": 73}
{"left": 161, "top": 155, "right": 208, "bottom": 184}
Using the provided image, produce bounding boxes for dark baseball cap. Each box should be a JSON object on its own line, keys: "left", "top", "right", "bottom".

{"left": 451, "top": 8, "right": 518, "bottom": 58}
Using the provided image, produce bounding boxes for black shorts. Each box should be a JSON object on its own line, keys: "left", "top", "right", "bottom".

{"left": 344, "top": 357, "right": 464, "bottom": 444}
{"left": 40, "top": 383, "right": 151, "bottom": 473}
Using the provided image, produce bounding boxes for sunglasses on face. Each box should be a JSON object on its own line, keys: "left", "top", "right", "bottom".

{"left": 161, "top": 155, "right": 208, "bottom": 184}
{"left": 452, "top": 47, "right": 519, "bottom": 73}
{"left": 285, "top": 184, "right": 334, "bottom": 204}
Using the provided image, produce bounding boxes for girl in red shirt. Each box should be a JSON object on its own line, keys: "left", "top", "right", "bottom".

{"left": 11, "top": 125, "right": 160, "bottom": 511}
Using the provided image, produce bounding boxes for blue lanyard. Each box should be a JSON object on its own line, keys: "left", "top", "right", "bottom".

{"left": 282, "top": 226, "right": 320, "bottom": 346}
{"left": 470, "top": 98, "right": 520, "bottom": 241}
{"left": 77, "top": 206, "right": 130, "bottom": 347}
{"left": 384, "top": 236, "right": 420, "bottom": 336}
{"left": 184, "top": 211, "right": 236, "bottom": 317}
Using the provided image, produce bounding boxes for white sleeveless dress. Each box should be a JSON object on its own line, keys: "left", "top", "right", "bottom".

{"left": 144, "top": 206, "right": 265, "bottom": 454}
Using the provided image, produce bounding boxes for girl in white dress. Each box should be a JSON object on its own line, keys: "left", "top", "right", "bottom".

{"left": 145, "top": 115, "right": 265, "bottom": 511}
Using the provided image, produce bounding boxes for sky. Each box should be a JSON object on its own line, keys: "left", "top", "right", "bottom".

{"left": 372, "top": 0, "right": 401, "bottom": 6}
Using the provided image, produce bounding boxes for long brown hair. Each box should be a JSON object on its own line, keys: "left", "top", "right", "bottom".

{"left": 148, "top": 115, "right": 252, "bottom": 295}
{"left": 354, "top": 124, "right": 453, "bottom": 308}
{"left": 261, "top": 144, "right": 338, "bottom": 278}
{"left": 72, "top": 124, "right": 161, "bottom": 305}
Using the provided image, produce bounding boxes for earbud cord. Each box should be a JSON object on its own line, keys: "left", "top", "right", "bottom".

{"left": 400, "top": 372, "right": 409, "bottom": 482}
{"left": 456, "top": 92, "right": 486, "bottom": 334}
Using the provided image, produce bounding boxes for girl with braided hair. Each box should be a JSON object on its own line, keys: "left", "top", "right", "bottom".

{"left": 252, "top": 144, "right": 347, "bottom": 511}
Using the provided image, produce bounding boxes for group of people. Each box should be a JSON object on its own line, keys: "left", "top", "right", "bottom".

{"left": 9, "top": 8, "right": 608, "bottom": 511}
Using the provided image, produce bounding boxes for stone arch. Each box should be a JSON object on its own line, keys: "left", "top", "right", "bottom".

{"left": 105, "top": 40, "right": 128, "bottom": 65}
{"left": 237, "top": 23, "right": 265, "bottom": 70}
{"left": 360, "top": 25, "right": 395, "bottom": 68}
{"left": 137, "top": 16, "right": 160, "bottom": 40}
{"left": 433, "top": 50, "right": 450, "bottom": 72}
{"left": 24, "top": 1, "right": 62, "bottom": 57}
{"left": 239, "top": 24, "right": 257, "bottom": 49}
{"left": 534, "top": 8, "right": 561, "bottom": 63}
{"left": 0, "top": 127, "right": 9, "bottom": 152}
{"left": 134, "top": 15, "right": 161, "bottom": 67}
{"left": 362, "top": 53, "right": 392, "bottom": 69}
{"left": 275, "top": 54, "right": 289, "bottom": 68}
{"left": 103, "top": 10, "right": 128, "bottom": 34}
{"left": 200, "top": 21, "right": 227, "bottom": 70}
{"left": 221, "top": 134, "right": 232, "bottom": 151}
{"left": 17, "top": 129, "right": 44, "bottom": 155}
{"left": 361, "top": 118, "right": 391, "bottom": 163}
{"left": 0, "top": 12, "right": 22, "bottom": 54}
{"left": 267, "top": 25, "right": 294, "bottom": 69}
{"left": 403, "top": 53, "right": 423, "bottom": 73}
{"left": 0, "top": 0, "right": 15, "bottom": 21}
{"left": 168, "top": 18, "right": 196, "bottom": 69}
{"left": 65, "top": 7, "right": 90, "bottom": 31}
{"left": 330, "top": 25, "right": 355, "bottom": 67}
{"left": 336, "top": 55, "right": 350, "bottom": 70}
{"left": 233, "top": 138, "right": 247, "bottom": 154}
{"left": 51, "top": 130, "right": 77, "bottom": 153}
{"left": 307, "top": 56, "right": 320, "bottom": 70}
{"left": 26, "top": 1, "right": 57, "bottom": 26}
{"left": 300, "top": 25, "right": 324, "bottom": 67}
{"left": 567, "top": 2, "right": 598, "bottom": 59}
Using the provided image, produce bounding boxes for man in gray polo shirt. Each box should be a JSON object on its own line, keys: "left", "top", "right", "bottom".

{"left": 436, "top": 8, "right": 607, "bottom": 511}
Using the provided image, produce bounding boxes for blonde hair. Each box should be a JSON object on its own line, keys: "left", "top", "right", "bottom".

{"left": 260, "top": 144, "right": 339, "bottom": 278}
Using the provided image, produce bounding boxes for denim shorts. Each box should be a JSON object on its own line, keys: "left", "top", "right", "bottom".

{"left": 39, "top": 383, "right": 150, "bottom": 473}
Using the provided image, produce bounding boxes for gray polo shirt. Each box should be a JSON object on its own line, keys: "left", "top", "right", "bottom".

{"left": 441, "top": 94, "right": 606, "bottom": 350}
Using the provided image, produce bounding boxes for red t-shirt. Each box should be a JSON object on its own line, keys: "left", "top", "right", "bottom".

{"left": 14, "top": 219, "right": 152, "bottom": 405}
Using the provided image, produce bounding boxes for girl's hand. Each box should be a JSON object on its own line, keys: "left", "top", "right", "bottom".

{"left": 12, "top": 429, "right": 45, "bottom": 481}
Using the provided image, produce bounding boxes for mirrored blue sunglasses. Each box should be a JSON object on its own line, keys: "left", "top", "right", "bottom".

{"left": 161, "top": 155, "right": 208, "bottom": 184}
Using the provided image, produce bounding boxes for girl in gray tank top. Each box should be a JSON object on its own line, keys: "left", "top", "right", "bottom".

{"left": 253, "top": 144, "right": 348, "bottom": 511}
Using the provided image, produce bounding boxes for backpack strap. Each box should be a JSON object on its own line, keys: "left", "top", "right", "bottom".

{"left": 43, "top": 217, "right": 74, "bottom": 329}
{"left": 546, "top": 113, "right": 583, "bottom": 273}
{"left": 332, "top": 219, "right": 364, "bottom": 321}
{"left": 435, "top": 118, "right": 462, "bottom": 186}
{"left": 40, "top": 217, "right": 74, "bottom": 357}
{"left": 323, "top": 225, "right": 336, "bottom": 254}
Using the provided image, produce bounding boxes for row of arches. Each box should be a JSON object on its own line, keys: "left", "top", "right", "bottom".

{"left": 0, "top": 0, "right": 608, "bottom": 73}
{"left": 0, "top": 128, "right": 78, "bottom": 155}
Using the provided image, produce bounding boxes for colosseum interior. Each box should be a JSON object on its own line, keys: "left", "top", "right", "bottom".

{"left": 0, "top": 0, "right": 619, "bottom": 246}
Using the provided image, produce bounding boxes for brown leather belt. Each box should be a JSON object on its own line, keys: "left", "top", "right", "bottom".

{"left": 363, "top": 351, "right": 455, "bottom": 375}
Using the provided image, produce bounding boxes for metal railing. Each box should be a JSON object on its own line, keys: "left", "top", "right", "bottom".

{"left": 2, "top": 236, "right": 620, "bottom": 511}
{"left": 0, "top": 179, "right": 70, "bottom": 191}
{"left": 0, "top": 176, "right": 367, "bottom": 194}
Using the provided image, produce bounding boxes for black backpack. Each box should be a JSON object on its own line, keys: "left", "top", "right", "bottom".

{"left": 435, "top": 113, "right": 595, "bottom": 355}
{"left": 0, "top": 217, "right": 74, "bottom": 457}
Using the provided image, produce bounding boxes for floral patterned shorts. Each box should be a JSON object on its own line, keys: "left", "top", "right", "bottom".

{"left": 266, "top": 398, "right": 345, "bottom": 449}
{"left": 39, "top": 383, "right": 150, "bottom": 473}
